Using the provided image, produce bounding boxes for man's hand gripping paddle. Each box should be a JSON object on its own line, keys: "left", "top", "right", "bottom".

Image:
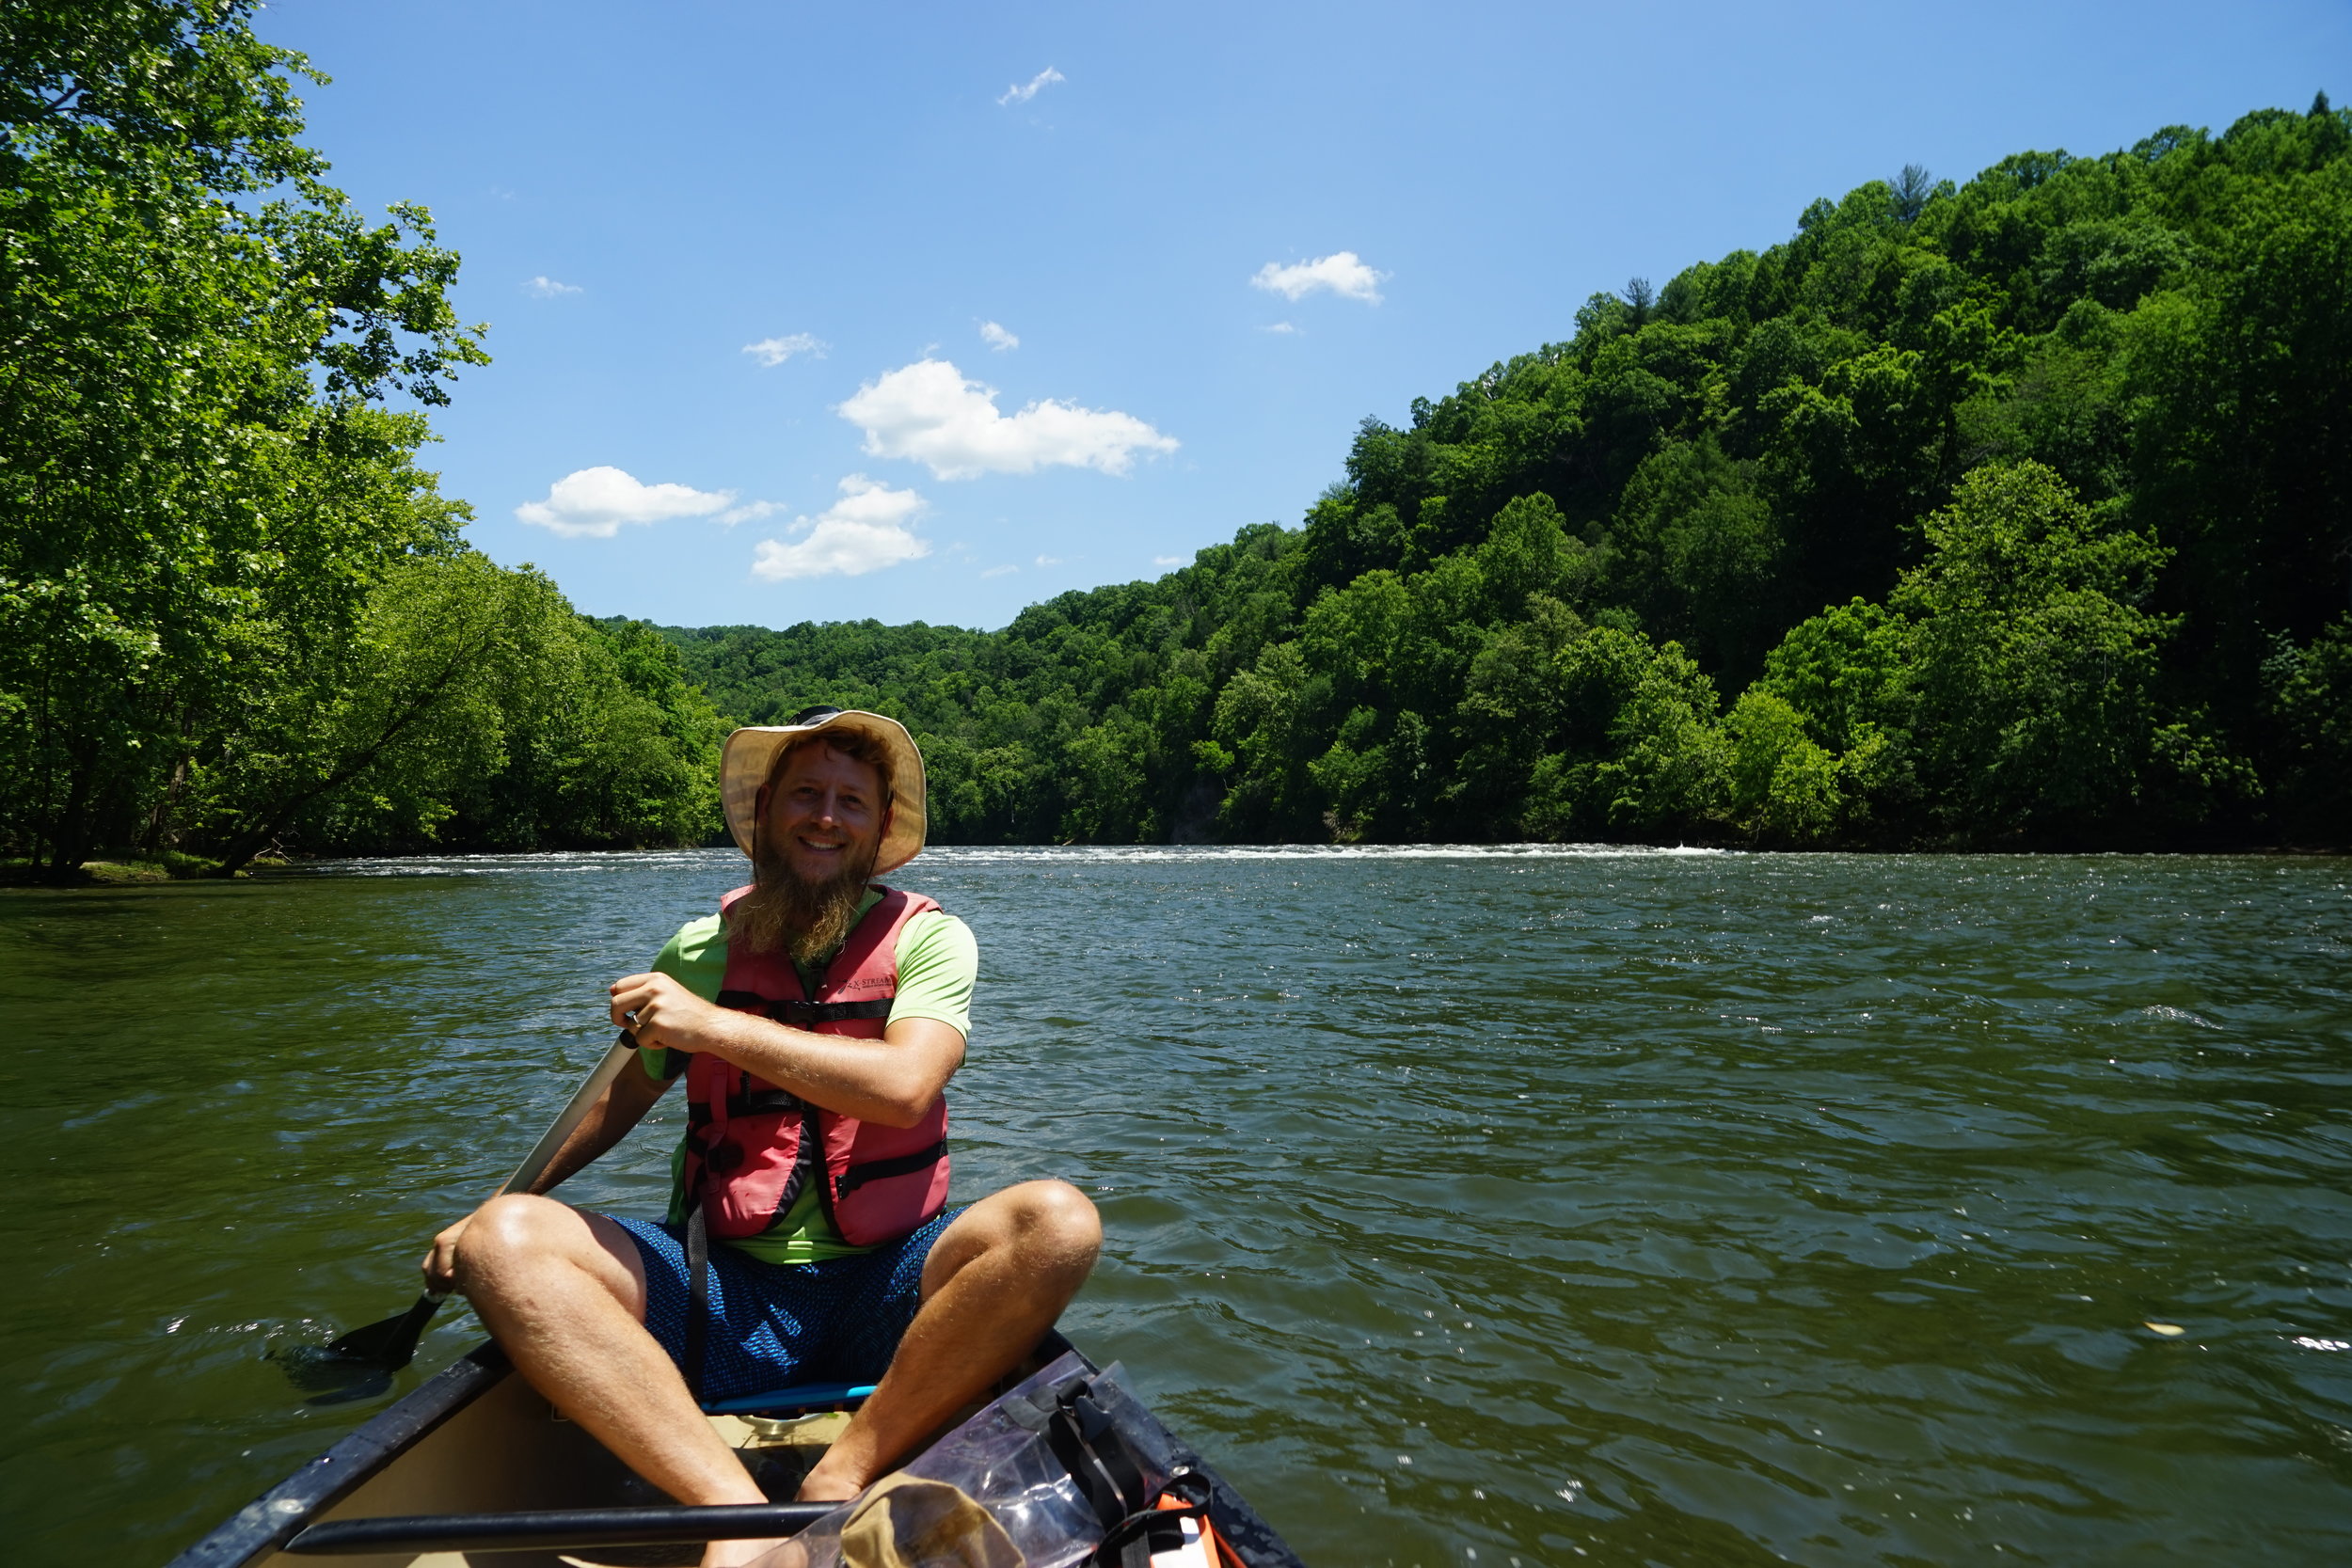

{"left": 275, "top": 1030, "right": 642, "bottom": 1403}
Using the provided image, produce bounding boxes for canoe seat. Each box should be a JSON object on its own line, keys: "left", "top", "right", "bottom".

{"left": 700, "top": 1380, "right": 877, "bottom": 1417}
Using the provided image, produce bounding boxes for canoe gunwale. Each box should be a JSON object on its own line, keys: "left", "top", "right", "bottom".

{"left": 162, "top": 1344, "right": 512, "bottom": 1568}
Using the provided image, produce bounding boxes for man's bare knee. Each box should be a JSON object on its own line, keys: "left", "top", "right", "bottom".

{"left": 453, "top": 1194, "right": 579, "bottom": 1291}
{"left": 1002, "top": 1180, "right": 1103, "bottom": 1270}
{"left": 928, "top": 1180, "right": 1101, "bottom": 1297}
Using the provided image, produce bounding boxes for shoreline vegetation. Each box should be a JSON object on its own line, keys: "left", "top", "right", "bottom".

{"left": 7, "top": 839, "right": 2345, "bottom": 894}
{"left": 4, "top": 7, "right": 2346, "bottom": 883}
{"left": 0, "top": 851, "right": 284, "bottom": 887}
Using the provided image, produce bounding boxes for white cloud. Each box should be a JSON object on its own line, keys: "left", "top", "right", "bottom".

{"left": 838, "top": 359, "right": 1178, "bottom": 481}
{"left": 1035, "top": 554, "right": 1064, "bottom": 567}
{"left": 980, "top": 563, "right": 1019, "bottom": 578}
{"left": 524, "top": 276, "right": 583, "bottom": 298}
{"left": 718, "top": 500, "right": 783, "bottom": 527}
{"left": 1250, "top": 251, "right": 1385, "bottom": 303}
{"left": 1153, "top": 555, "right": 1186, "bottom": 567}
{"left": 1259, "top": 321, "right": 1300, "bottom": 335}
{"left": 516, "top": 467, "right": 752, "bottom": 538}
{"left": 751, "top": 475, "right": 930, "bottom": 581}
{"left": 997, "top": 67, "right": 1064, "bottom": 105}
{"left": 978, "top": 320, "right": 1019, "bottom": 352}
{"left": 743, "top": 333, "right": 826, "bottom": 367}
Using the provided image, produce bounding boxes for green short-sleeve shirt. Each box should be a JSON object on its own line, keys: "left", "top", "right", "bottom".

{"left": 644, "top": 890, "right": 975, "bottom": 1264}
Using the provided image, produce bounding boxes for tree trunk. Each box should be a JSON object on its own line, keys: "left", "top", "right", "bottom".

{"left": 41, "top": 745, "right": 101, "bottom": 882}
{"left": 207, "top": 774, "right": 340, "bottom": 876}
{"left": 206, "top": 633, "right": 494, "bottom": 876}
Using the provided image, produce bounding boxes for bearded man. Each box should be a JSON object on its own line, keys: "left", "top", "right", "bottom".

{"left": 424, "top": 707, "right": 1100, "bottom": 1567}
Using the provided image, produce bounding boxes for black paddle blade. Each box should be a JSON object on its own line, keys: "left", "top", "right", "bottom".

{"left": 324, "top": 1291, "right": 444, "bottom": 1368}
{"left": 272, "top": 1349, "right": 395, "bottom": 1405}
{"left": 273, "top": 1292, "right": 444, "bottom": 1399}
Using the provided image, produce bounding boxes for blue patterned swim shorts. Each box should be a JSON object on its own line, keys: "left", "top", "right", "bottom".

{"left": 607, "top": 1208, "right": 961, "bottom": 1404}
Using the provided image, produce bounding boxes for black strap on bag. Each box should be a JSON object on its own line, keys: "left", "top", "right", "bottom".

{"left": 1090, "top": 1468, "right": 1215, "bottom": 1568}
{"left": 1004, "top": 1372, "right": 1144, "bottom": 1519}
{"left": 1004, "top": 1373, "right": 1207, "bottom": 1568}
{"left": 1093, "top": 1496, "right": 1211, "bottom": 1568}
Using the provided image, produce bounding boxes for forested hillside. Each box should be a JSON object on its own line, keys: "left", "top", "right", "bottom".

{"left": 654, "top": 101, "right": 2351, "bottom": 849}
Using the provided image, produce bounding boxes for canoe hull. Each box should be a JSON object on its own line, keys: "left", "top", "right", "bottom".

{"left": 164, "top": 1343, "right": 1306, "bottom": 1568}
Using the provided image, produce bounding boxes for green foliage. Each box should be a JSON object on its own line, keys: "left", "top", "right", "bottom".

{"left": 2261, "top": 617, "right": 2352, "bottom": 838}
{"left": 0, "top": 2, "right": 714, "bottom": 874}
{"left": 1612, "top": 439, "right": 1779, "bottom": 680}
{"left": 11, "top": 50, "right": 2345, "bottom": 858}
{"left": 654, "top": 101, "right": 2350, "bottom": 850}
{"left": 1522, "top": 629, "right": 1728, "bottom": 838}
{"left": 1890, "top": 462, "right": 2179, "bottom": 834}
{"left": 1753, "top": 598, "right": 1914, "bottom": 754}
{"left": 1724, "top": 692, "right": 1841, "bottom": 843}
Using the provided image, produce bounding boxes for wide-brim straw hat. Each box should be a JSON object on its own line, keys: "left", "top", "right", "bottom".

{"left": 720, "top": 707, "right": 928, "bottom": 875}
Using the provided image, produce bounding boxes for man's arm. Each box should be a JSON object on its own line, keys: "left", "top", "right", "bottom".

{"left": 608, "top": 971, "right": 964, "bottom": 1129}
{"left": 527, "top": 1053, "right": 674, "bottom": 1194}
{"left": 421, "top": 1059, "right": 671, "bottom": 1291}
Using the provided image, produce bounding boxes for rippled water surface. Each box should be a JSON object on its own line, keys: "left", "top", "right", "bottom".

{"left": 5, "top": 847, "right": 2351, "bottom": 1566}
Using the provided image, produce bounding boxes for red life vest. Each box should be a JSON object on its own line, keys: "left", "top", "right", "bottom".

{"left": 681, "top": 884, "right": 952, "bottom": 1248}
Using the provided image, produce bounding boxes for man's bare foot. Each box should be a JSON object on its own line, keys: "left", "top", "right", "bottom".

{"left": 702, "top": 1534, "right": 794, "bottom": 1568}
{"left": 793, "top": 1460, "right": 866, "bottom": 1504}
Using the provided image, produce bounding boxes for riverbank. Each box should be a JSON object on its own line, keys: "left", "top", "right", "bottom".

{"left": 8, "top": 835, "right": 2344, "bottom": 889}
{"left": 0, "top": 851, "right": 287, "bottom": 887}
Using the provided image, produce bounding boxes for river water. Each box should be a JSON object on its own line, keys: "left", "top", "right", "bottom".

{"left": 4, "top": 847, "right": 2350, "bottom": 1566}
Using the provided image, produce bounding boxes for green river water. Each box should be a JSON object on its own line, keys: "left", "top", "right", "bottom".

{"left": 4, "top": 847, "right": 2350, "bottom": 1566}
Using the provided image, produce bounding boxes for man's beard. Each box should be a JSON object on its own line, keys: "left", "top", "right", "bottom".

{"left": 735, "top": 840, "right": 879, "bottom": 964}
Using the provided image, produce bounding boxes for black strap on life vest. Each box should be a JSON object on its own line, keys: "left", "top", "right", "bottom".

{"left": 727, "top": 1086, "right": 804, "bottom": 1119}
{"left": 678, "top": 932, "right": 908, "bottom": 1401}
{"left": 680, "top": 1074, "right": 820, "bottom": 1402}
{"left": 832, "top": 1140, "right": 948, "bottom": 1198}
{"left": 716, "top": 990, "right": 893, "bottom": 1028}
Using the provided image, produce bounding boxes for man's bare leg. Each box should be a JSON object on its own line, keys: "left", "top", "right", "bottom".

{"left": 451, "top": 1195, "right": 777, "bottom": 1568}
{"left": 798, "top": 1179, "right": 1102, "bottom": 1502}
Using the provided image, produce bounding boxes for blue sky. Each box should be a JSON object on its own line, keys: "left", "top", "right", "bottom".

{"left": 256, "top": 0, "right": 2347, "bottom": 632}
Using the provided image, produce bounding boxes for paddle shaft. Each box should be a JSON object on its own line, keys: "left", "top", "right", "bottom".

{"left": 286, "top": 1502, "right": 834, "bottom": 1555}
{"left": 321, "top": 1028, "right": 643, "bottom": 1363}
{"left": 500, "top": 1028, "right": 644, "bottom": 1199}
{"left": 416, "top": 1028, "right": 643, "bottom": 1307}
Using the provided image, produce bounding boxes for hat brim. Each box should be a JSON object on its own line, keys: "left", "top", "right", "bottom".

{"left": 721, "top": 712, "right": 928, "bottom": 874}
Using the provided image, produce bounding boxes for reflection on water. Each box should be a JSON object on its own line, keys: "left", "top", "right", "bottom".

{"left": 3, "top": 847, "right": 2350, "bottom": 1566}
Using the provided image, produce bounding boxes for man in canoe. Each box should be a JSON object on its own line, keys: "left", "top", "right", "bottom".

{"left": 422, "top": 706, "right": 1100, "bottom": 1564}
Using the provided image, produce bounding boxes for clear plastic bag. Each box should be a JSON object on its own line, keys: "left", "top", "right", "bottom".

{"left": 766, "top": 1353, "right": 1178, "bottom": 1568}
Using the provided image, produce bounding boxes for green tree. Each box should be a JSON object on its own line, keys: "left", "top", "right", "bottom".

{"left": 194, "top": 553, "right": 536, "bottom": 872}
{"left": 1724, "top": 691, "right": 1843, "bottom": 843}
{"left": 1611, "top": 439, "right": 1781, "bottom": 679}
{"left": 2261, "top": 617, "right": 2352, "bottom": 839}
{"left": 1891, "top": 463, "right": 2178, "bottom": 837}
{"left": 0, "top": 0, "right": 485, "bottom": 875}
{"left": 1522, "top": 628, "right": 1728, "bottom": 839}
{"left": 2129, "top": 152, "right": 2352, "bottom": 722}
